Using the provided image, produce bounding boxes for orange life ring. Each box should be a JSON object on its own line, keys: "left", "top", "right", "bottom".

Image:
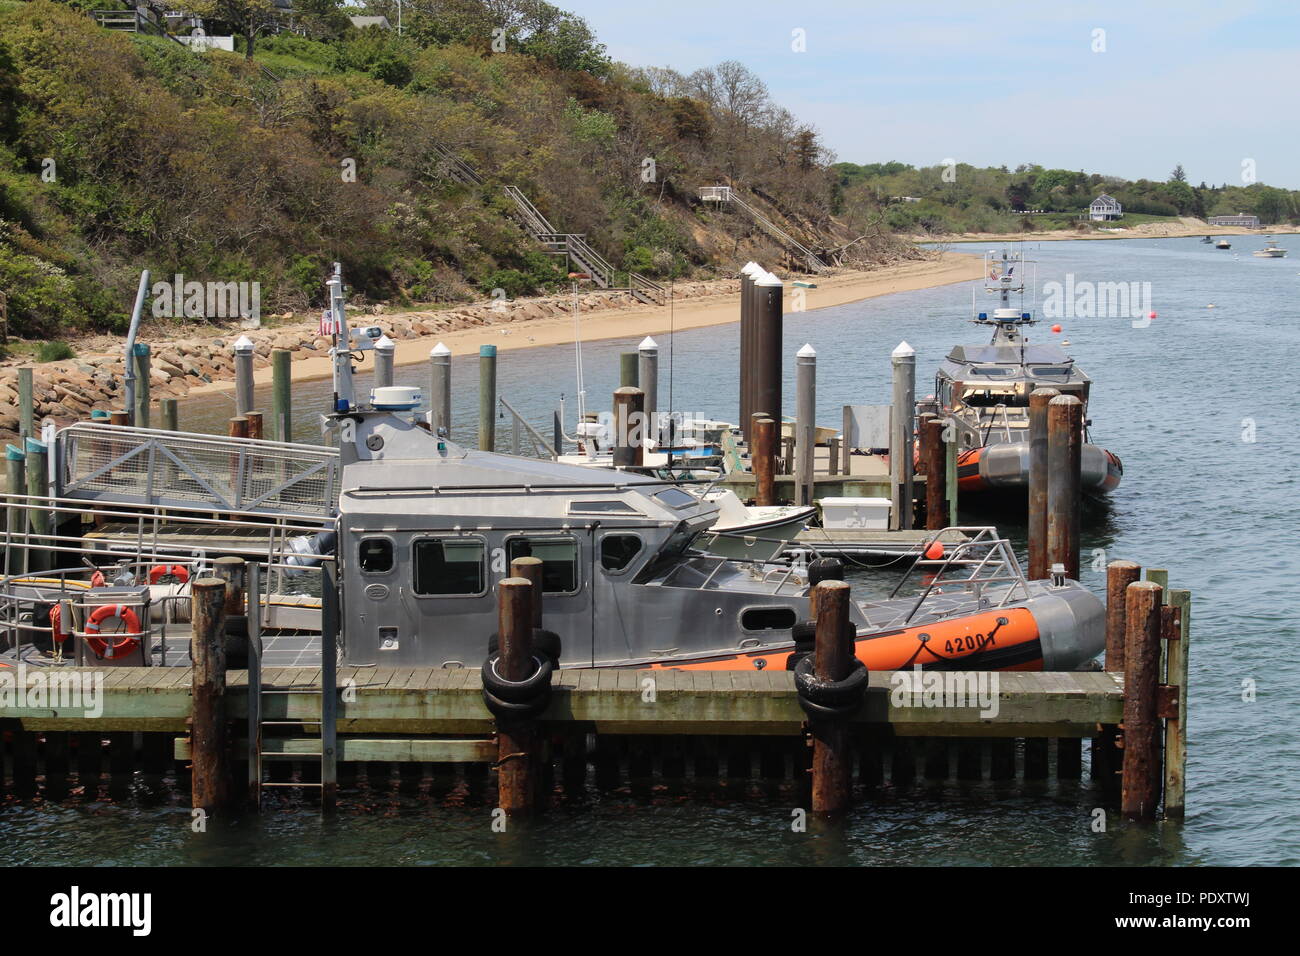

{"left": 89, "top": 570, "right": 106, "bottom": 588}
{"left": 49, "top": 603, "right": 70, "bottom": 644}
{"left": 84, "top": 604, "right": 143, "bottom": 659}
{"left": 148, "top": 564, "right": 190, "bottom": 585}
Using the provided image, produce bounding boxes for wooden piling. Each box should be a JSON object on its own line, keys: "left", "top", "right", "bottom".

{"left": 190, "top": 576, "right": 230, "bottom": 813}
{"left": 17, "top": 367, "right": 34, "bottom": 442}
{"left": 619, "top": 351, "right": 639, "bottom": 388}
{"left": 233, "top": 336, "right": 255, "bottom": 417}
{"left": 496, "top": 577, "right": 536, "bottom": 814}
{"left": 245, "top": 411, "right": 264, "bottom": 441}
{"left": 810, "top": 579, "right": 853, "bottom": 814}
{"left": 1121, "top": 580, "right": 1163, "bottom": 821}
{"left": 739, "top": 266, "right": 757, "bottom": 441}
{"left": 752, "top": 416, "right": 777, "bottom": 506}
{"left": 213, "top": 556, "right": 247, "bottom": 667}
{"left": 1046, "top": 394, "right": 1082, "bottom": 579}
{"left": 1104, "top": 561, "right": 1141, "bottom": 671}
{"left": 944, "top": 419, "right": 958, "bottom": 526}
{"left": 24, "top": 438, "right": 48, "bottom": 573}
{"left": 131, "top": 343, "right": 151, "bottom": 428}
{"left": 161, "top": 398, "right": 179, "bottom": 431}
{"left": 228, "top": 416, "right": 248, "bottom": 440}
{"left": 1027, "top": 387, "right": 1060, "bottom": 579}
{"left": 1094, "top": 561, "right": 1141, "bottom": 793}
{"left": 921, "top": 414, "right": 946, "bottom": 530}
{"left": 612, "top": 386, "right": 645, "bottom": 468}
{"left": 889, "top": 342, "right": 916, "bottom": 530}
{"left": 428, "top": 343, "right": 451, "bottom": 437}
{"left": 637, "top": 337, "right": 658, "bottom": 445}
{"left": 268, "top": 348, "right": 292, "bottom": 442}
{"left": 754, "top": 273, "right": 783, "bottom": 438}
{"left": 1164, "top": 589, "right": 1191, "bottom": 820}
{"left": 478, "top": 344, "right": 497, "bottom": 451}
{"left": 109, "top": 410, "right": 129, "bottom": 428}
{"left": 5, "top": 445, "right": 26, "bottom": 575}
{"left": 510, "top": 556, "right": 544, "bottom": 628}
{"left": 794, "top": 344, "right": 817, "bottom": 507}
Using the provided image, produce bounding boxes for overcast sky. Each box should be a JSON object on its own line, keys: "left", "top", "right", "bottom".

{"left": 562, "top": 0, "right": 1300, "bottom": 189}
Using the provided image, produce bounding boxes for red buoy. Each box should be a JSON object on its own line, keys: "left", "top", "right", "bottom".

{"left": 1051, "top": 324, "right": 1062, "bottom": 333}
{"left": 1148, "top": 311, "right": 1157, "bottom": 319}
{"left": 924, "top": 541, "right": 945, "bottom": 560}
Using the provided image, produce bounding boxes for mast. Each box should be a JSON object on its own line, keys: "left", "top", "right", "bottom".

{"left": 328, "top": 262, "right": 355, "bottom": 413}
{"left": 975, "top": 247, "right": 1035, "bottom": 347}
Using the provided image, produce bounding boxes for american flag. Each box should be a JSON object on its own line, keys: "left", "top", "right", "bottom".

{"left": 318, "top": 309, "right": 341, "bottom": 337}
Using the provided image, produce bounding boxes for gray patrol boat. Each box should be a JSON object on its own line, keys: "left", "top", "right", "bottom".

{"left": 930, "top": 251, "right": 1123, "bottom": 496}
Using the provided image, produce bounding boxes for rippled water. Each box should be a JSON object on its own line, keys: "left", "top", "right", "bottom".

{"left": 6, "top": 237, "right": 1298, "bottom": 865}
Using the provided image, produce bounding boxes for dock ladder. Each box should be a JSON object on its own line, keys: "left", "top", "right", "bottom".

{"left": 247, "top": 562, "right": 339, "bottom": 810}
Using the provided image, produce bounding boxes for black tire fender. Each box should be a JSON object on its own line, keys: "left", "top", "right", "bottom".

{"left": 481, "top": 653, "right": 554, "bottom": 703}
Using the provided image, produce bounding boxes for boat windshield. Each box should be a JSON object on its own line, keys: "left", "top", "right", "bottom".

{"left": 644, "top": 522, "right": 700, "bottom": 575}
{"left": 961, "top": 391, "right": 1029, "bottom": 408}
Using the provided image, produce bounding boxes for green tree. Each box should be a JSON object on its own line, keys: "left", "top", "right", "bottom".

{"left": 188, "top": 0, "right": 283, "bottom": 60}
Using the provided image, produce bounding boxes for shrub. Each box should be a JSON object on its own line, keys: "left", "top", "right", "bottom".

{"left": 37, "top": 340, "right": 74, "bottom": 362}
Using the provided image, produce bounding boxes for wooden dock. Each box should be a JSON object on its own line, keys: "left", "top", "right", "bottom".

{"left": 2, "top": 665, "right": 1123, "bottom": 737}
{"left": 2, "top": 663, "right": 1128, "bottom": 806}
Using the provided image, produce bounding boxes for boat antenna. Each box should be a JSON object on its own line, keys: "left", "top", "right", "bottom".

{"left": 328, "top": 262, "right": 354, "bottom": 413}
{"left": 668, "top": 263, "right": 675, "bottom": 462}
{"left": 569, "top": 273, "right": 588, "bottom": 422}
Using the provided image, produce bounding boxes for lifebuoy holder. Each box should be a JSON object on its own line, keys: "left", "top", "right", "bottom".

{"left": 83, "top": 603, "right": 144, "bottom": 660}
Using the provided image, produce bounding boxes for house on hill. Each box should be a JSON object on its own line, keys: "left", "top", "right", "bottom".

{"left": 349, "top": 16, "right": 392, "bottom": 30}
{"left": 1208, "top": 213, "right": 1260, "bottom": 228}
{"left": 1088, "top": 194, "right": 1123, "bottom": 221}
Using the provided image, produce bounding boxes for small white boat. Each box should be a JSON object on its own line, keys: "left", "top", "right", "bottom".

{"left": 1216, "top": 239, "right": 1232, "bottom": 249}
{"left": 1253, "top": 239, "right": 1288, "bottom": 258}
{"left": 695, "top": 489, "right": 815, "bottom": 561}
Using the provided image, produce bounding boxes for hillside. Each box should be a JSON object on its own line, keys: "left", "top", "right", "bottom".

{"left": 0, "top": 0, "right": 915, "bottom": 343}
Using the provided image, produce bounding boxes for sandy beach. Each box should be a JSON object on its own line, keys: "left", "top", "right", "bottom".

{"left": 187, "top": 252, "right": 983, "bottom": 397}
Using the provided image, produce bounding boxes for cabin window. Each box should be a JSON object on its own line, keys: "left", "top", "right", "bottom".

{"left": 741, "top": 607, "right": 798, "bottom": 632}
{"left": 506, "top": 537, "right": 579, "bottom": 593}
{"left": 358, "top": 537, "right": 393, "bottom": 574}
{"left": 412, "top": 538, "right": 486, "bottom": 596}
{"left": 600, "top": 534, "right": 643, "bottom": 572}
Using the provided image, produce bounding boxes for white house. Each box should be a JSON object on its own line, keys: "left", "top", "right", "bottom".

{"left": 1208, "top": 213, "right": 1260, "bottom": 228}
{"left": 348, "top": 15, "right": 392, "bottom": 30}
{"left": 1088, "top": 194, "right": 1123, "bottom": 221}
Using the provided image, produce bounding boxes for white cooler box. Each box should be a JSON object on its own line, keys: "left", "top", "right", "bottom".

{"left": 819, "top": 496, "right": 892, "bottom": 530}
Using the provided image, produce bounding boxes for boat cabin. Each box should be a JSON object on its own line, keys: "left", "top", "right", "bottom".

{"left": 336, "top": 411, "right": 823, "bottom": 668}
{"left": 936, "top": 341, "right": 1091, "bottom": 448}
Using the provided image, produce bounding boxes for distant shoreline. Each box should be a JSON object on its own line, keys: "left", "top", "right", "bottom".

{"left": 921, "top": 222, "right": 1300, "bottom": 244}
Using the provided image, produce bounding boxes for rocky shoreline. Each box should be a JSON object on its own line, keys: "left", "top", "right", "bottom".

{"left": 0, "top": 280, "right": 741, "bottom": 440}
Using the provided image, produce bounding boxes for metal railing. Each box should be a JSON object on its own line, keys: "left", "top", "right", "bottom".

{"left": 884, "top": 527, "right": 1032, "bottom": 625}
{"left": 499, "top": 397, "right": 558, "bottom": 460}
{"left": 57, "top": 422, "right": 341, "bottom": 518}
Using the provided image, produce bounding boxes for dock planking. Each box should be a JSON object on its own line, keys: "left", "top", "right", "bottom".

{"left": 0, "top": 666, "right": 1122, "bottom": 736}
